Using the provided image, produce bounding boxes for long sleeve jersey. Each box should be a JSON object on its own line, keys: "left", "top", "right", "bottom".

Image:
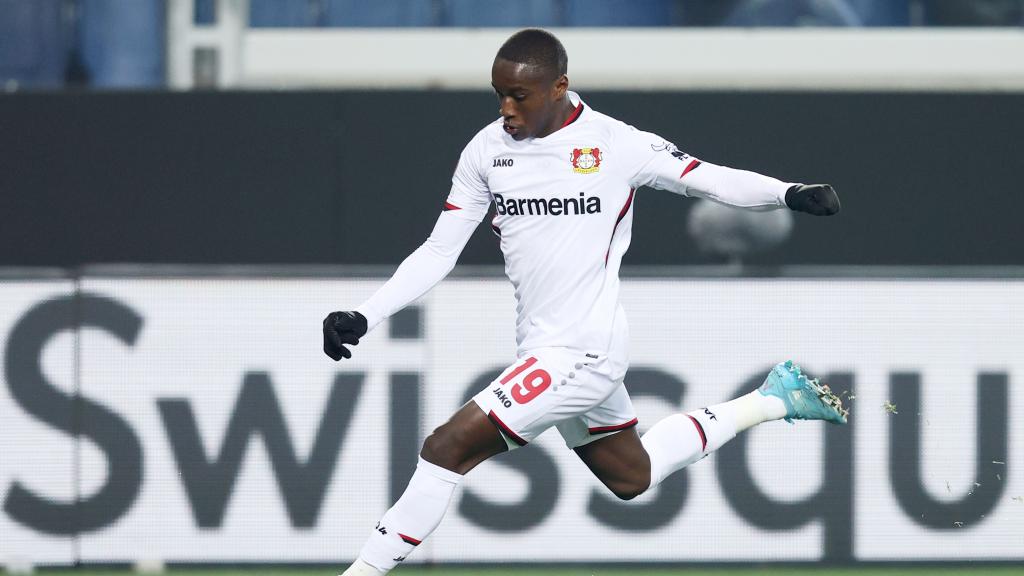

{"left": 356, "top": 92, "right": 791, "bottom": 378}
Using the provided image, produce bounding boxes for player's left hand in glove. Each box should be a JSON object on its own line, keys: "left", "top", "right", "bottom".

{"left": 786, "top": 184, "right": 841, "bottom": 216}
{"left": 323, "top": 311, "right": 367, "bottom": 360}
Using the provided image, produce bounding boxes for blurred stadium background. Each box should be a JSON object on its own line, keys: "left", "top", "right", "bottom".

{"left": 2, "top": 1, "right": 1023, "bottom": 575}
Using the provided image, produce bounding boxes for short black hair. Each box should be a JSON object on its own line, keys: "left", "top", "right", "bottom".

{"left": 496, "top": 28, "right": 568, "bottom": 78}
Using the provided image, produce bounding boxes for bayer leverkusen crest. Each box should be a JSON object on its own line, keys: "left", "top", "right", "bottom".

{"left": 571, "top": 147, "right": 601, "bottom": 174}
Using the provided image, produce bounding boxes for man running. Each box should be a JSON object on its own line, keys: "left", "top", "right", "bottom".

{"left": 324, "top": 28, "right": 847, "bottom": 575}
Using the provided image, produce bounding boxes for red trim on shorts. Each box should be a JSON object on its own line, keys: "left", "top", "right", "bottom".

{"left": 687, "top": 414, "right": 707, "bottom": 452}
{"left": 588, "top": 418, "right": 639, "bottom": 435}
{"left": 399, "top": 533, "right": 421, "bottom": 546}
{"left": 605, "top": 188, "right": 636, "bottom": 264}
{"left": 679, "top": 159, "right": 701, "bottom": 179}
{"left": 560, "top": 102, "right": 584, "bottom": 128}
{"left": 488, "top": 410, "right": 528, "bottom": 446}
{"left": 443, "top": 201, "right": 461, "bottom": 211}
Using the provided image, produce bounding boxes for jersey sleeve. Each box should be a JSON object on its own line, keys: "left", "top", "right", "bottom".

{"left": 354, "top": 130, "right": 493, "bottom": 333}
{"left": 620, "top": 125, "right": 791, "bottom": 211}
{"left": 355, "top": 210, "right": 479, "bottom": 332}
{"left": 444, "top": 129, "right": 492, "bottom": 222}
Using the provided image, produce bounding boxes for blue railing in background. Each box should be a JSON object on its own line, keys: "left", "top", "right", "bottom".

{"left": 1, "top": 0, "right": 1022, "bottom": 89}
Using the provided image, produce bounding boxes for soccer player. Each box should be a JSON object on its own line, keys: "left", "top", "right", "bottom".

{"left": 324, "top": 29, "right": 846, "bottom": 575}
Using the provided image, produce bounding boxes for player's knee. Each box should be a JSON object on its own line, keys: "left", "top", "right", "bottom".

{"left": 420, "top": 424, "right": 468, "bottom": 470}
{"left": 419, "top": 431, "right": 450, "bottom": 465}
{"left": 609, "top": 479, "right": 648, "bottom": 501}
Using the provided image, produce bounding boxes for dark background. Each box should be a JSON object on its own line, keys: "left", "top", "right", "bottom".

{"left": 1, "top": 90, "right": 1016, "bottom": 267}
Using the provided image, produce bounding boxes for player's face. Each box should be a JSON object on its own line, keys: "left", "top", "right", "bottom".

{"left": 491, "top": 58, "right": 568, "bottom": 141}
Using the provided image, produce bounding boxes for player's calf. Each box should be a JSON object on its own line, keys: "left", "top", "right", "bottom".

{"left": 340, "top": 404, "right": 510, "bottom": 575}
{"left": 574, "top": 429, "right": 653, "bottom": 501}
{"left": 343, "top": 457, "right": 464, "bottom": 575}
{"left": 637, "top": 362, "right": 848, "bottom": 493}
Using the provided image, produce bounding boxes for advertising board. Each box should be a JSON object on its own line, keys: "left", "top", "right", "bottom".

{"left": 1, "top": 276, "right": 1019, "bottom": 564}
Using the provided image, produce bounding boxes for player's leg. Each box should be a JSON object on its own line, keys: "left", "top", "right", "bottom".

{"left": 342, "top": 402, "right": 507, "bottom": 576}
{"left": 574, "top": 406, "right": 724, "bottom": 500}
{"left": 343, "top": 350, "right": 580, "bottom": 576}
{"left": 573, "top": 426, "right": 651, "bottom": 500}
{"left": 419, "top": 400, "right": 510, "bottom": 473}
{"left": 575, "top": 361, "right": 849, "bottom": 499}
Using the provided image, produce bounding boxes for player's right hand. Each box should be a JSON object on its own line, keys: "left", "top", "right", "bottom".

{"left": 785, "top": 184, "right": 841, "bottom": 216}
{"left": 323, "top": 311, "right": 367, "bottom": 361}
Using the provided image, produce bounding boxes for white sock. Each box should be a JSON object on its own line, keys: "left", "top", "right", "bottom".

{"left": 642, "top": 391, "right": 782, "bottom": 490}
{"left": 685, "top": 403, "right": 737, "bottom": 453}
{"left": 641, "top": 413, "right": 706, "bottom": 489}
{"left": 339, "top": 558, "right": 386, "bottom": 576}
{"left": 712, "top": 390, "right": 788, "bottom": 433}
{"left": 347, "top": 457, "right": 463, "bottom": 574}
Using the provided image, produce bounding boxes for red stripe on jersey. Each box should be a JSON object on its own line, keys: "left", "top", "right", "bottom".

{"left": 560, "top": 102, "right": 584, "bottom": 128}
{"left": 615, "top": 188, "right": 636, "bottom": 226}
{"left": 588, "top": 418, "right": 639, "bottom": 435}
{"left": 605, "top": 188, "right": 636, "bottom": 264}
{"left": 687, "top": 414, "right": 707, "bottom": 452}
{"left": 487, "top": 410, "right": 528, "bottom": 446}
{"left": 399, "top": 533, "right": 421, "bottom": 546}
{"left": 443, "top": 201, "right": 462, "bottom": 211}
{"left": 679, "top": 159, "right": 701, "bottom": 179}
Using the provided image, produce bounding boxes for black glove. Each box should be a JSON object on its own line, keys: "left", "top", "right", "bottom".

{"left": 323, "top": 311, "right": 367, "bottom": 361}
{"left": 785, "top": 184, "right": 841, "bottom": 216}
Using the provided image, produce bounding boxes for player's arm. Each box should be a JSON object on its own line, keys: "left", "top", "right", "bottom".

{"left": 323, "top": 130, "right": 492, "bottom": 361}
{"left": 322, "top": 208, "right": 482, "bottom": 360}
{"left": 681, "top": 162, "right": 840, "bottom": 215}
{"left": 624, "top": 128, "right": 840, "bottom": 216}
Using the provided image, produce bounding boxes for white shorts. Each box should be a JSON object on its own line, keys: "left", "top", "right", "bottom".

{"left": 471, "top": 347, "right": 638, "bottom": 450}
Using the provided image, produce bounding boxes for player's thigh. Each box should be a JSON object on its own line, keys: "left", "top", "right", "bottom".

{"left": 420, "top": 401, "right": 508, "bottom": 475}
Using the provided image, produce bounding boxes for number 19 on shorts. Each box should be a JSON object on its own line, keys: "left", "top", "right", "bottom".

{"left": 499, "top": 357, "right": 551, "bottom": 404}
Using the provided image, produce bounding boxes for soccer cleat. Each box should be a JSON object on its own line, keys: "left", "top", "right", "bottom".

{"left": 758, "top": 361, "right": 849, "bottom": 424}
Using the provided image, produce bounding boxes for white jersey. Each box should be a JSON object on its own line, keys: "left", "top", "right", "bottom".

{"left": 357, "top": 92, "right": 791, "bottom": 376}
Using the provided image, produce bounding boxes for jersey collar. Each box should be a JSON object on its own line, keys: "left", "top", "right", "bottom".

{"left": 559, "top": 91, "right": 585, "bottom": 130}
{"left": 560, "top": 93, "right": 585, "bottom": 129}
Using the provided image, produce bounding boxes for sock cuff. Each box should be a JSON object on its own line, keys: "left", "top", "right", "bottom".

{"left": 348, "top": 557, "right": 388, "bottom": 575}
{"left": 686, "top": 406, "right": 737, "bottom": 453}
{"left": 640, "top": 413, "right": 705, "bottom": 490}
{"left": 417, "top": 457, "right": 464, "bottom": 485}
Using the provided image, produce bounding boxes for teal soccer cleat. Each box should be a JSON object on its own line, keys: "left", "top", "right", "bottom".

{"left": 759, "top": 361, "right": 849, "bottom": 424}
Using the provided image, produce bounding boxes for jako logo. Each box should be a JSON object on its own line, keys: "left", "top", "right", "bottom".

{"left": 493, "top": 158, "right": 514, "bottom": 167}
{"left": 493, "top": 192, "right": 601, "bottom": 216}
{"left": 491, "top": 386, "right": 513, "bottom": 408}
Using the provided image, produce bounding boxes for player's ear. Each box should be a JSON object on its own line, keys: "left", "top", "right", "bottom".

{"left": 553, "top": 74, "right": 568, "bottom": 99}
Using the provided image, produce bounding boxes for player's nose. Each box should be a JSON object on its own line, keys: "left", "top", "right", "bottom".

{"left": 498, "top": 98, "right": 517, "bottom": 119}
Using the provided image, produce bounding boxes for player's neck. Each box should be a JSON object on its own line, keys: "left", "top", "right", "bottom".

{"left": 537, "top": 100, "right": 580, "bottom": 139}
